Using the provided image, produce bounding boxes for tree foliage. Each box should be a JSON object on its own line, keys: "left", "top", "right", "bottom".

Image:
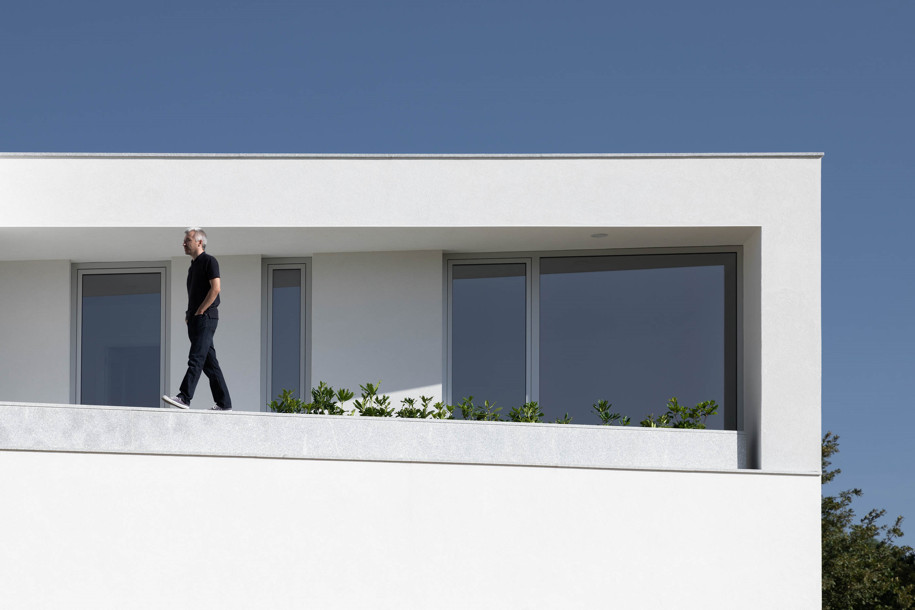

{"left": 822, "top": 432, "right": 915, "bottom": 609}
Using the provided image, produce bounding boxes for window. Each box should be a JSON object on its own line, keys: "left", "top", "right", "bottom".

{"left": 263, "top": 260, "right": 310, "bottom": 406}
{"left": 447, "top": 251, "right": 738, "bottom": 429}
{"left": 74, "top": 264, "right": 168, "bottom": 407}
{"left": 450, "top": 262, "right": 530, "bottom": 409}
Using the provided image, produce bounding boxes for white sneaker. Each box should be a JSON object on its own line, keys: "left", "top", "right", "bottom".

{"left": 162, "top": 395, "right": 189, "bottom": 409}
{"left": 210, "top": 404, "right": 232, "bottom": 411}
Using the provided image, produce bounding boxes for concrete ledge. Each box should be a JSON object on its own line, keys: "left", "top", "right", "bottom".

{"left": 0, "top": 402, "right": 747, "bottom": 471}
{"left": 0, "top": 152, "right": 825, "bottom": 159}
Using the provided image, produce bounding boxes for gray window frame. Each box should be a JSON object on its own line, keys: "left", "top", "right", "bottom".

{"left": 70, "top": 261, "right": 170, "bottom": 405}
{"left": 444, "top": 247, "right": 742, "bottom": 429}
{"left": 261, "top": 258, "right": 311, "bottom": 410}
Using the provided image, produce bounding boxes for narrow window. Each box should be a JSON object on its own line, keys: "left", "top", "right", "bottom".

{"left": 449, "top": 262, "right": 528, "bottom": 411}
{"left": 265, "top": 262, "right": 308, "bottom": 404}
{"left": 76, "top": 268, "right": 166, "bottom": 407}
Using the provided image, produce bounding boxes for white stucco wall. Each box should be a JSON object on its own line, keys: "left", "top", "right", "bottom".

{"left": 0, "top": 260, "right": 70, "bottom": 403}
{"left": 0, "top": 448, "right": 820, "bottom": 609}
{"left": 0, "top": 155, "right": 822, "bottom": 606}
{"left": 0, "top": 155, "right": 819, "bottom": 231}
{"left": 311, "top": 250, "right": 444, "bottom": 405}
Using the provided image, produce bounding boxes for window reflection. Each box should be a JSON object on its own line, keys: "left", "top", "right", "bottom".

{"left": 539, "top": 255, "right": 733, "bottom": 428}
{"left": 80, "top": 272, "right": 162, "bottom": 407}
{"left": 451, "top": 263, "right": 527, "bottom": 413}
{"left": 271, "top": 268, "right": 303, "bottom": 399}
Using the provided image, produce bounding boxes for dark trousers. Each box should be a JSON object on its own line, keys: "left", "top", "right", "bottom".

{"left": 178, "top": 314, "right": 232, "bottom": 408}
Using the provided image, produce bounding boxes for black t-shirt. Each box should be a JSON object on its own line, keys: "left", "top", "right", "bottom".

{"left": 186, "top": 251, "right": 220, "bottom": 319}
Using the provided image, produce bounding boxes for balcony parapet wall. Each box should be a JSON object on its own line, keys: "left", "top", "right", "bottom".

{"left": 0, "top": 402, "right": 748, "bottom": 471}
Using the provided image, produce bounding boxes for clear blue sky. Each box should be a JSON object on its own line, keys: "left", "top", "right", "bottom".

{"left": 3, "top": 1, "right": 913, "bottom": 524}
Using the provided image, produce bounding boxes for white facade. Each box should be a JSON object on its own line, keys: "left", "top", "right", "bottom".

{"left": 0, "top": 154, "right": 821, "bottom": 608}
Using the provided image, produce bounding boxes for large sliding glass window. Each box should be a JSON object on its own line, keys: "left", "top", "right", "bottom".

{"left": 448, "top": 251, "right": 738, "bottom": 429}
{"left": 540, "top": 254, "right": 736, "bottom": 429}
{"left": 264, "top": 260, "right": 309, "bottom": 405}
{"left": 75, "top": 266, "right": 167, "bottom": 408}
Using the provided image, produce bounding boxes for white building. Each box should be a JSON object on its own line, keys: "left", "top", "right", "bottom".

{"left": 0, "top": 153, "right": 821, "bottom": 608}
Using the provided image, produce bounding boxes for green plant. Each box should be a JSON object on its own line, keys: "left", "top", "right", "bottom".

{"left": 397, "top": 395, "right": 437, "bottom": 418}
{"left": 268, "top": 382, "right": 354, "bottom": 415}
{"left": 268, "top": 388, "right": 307, "bottom": 413}
{"left": 592, "top": 400, "right": 630, "bottom": 426}
{"left": 458, "top": 396, "right": 502, "bottom": 421}
{"left": 306, "top": 381, "right": 353, "bottom": 415}
{"left": 274, "top": 384, "right": 724, "bottom": 431}
{"left": 640, "top": 397, "right": 718, "bottom": 429}
{"left": 430, "top": 401, "right": 454, "bottom": 419}
{"left": 508, "top": 401, "right": 544, "bottom": 423}
{"left": 353, "top": 381, "right": 395, "bottom": 417}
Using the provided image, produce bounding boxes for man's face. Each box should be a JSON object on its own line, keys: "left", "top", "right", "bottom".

{"left": 182, "top": 233, "right": 200, "bottom": 255}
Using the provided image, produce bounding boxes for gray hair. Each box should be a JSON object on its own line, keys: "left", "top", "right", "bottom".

{"left": 185, "top": 227, "right": 207, "bottom": 248}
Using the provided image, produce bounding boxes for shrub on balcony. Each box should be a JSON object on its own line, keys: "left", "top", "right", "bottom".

{"left": 457, "top": 397, "right": 502, "bottom": 421}
{"left": 508, "top": 401, "right": 544, "bottom": 423}
{"left": 267, "top": 382, "right": 353, "bottom": 415}
{"left": 269, "top": 381, "right": 718, "bottom": 429}
{"left": 640, "top": 398, "right": 719, "bottom": 429}
{"left": 592, "top": 400, "right": 630, "bottom": 426}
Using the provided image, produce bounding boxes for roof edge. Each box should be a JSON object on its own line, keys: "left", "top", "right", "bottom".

{"left": 0, "top": 152, "right": 825, "bottom": 160}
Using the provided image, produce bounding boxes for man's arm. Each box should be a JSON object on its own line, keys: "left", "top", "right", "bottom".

{"left": 195, "top": 277, "right": 221, "bottom": 315}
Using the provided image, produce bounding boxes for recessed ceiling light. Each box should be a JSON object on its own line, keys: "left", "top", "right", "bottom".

{"left": 590, "top": 233, "right": 608, "bottom": 238}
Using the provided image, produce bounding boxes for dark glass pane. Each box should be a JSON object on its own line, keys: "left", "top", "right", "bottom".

{"left": 271, "top": 268, "right": 302, "bottom": 400}
{"left": 81, "top": 273, "right": 161, "bottom": 407}
{"left": 82, "top": 273, "right": 160, "bottom": 297}
{"left": 451, "top": 263, "right": 526, "bottom": 414}
{"left": 540, "top": 258, "right": 727, "bottom": 428}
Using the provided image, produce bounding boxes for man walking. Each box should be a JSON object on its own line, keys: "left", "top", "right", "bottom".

{"left": 162, "top": 227, "right": 233, "bottom": 411}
